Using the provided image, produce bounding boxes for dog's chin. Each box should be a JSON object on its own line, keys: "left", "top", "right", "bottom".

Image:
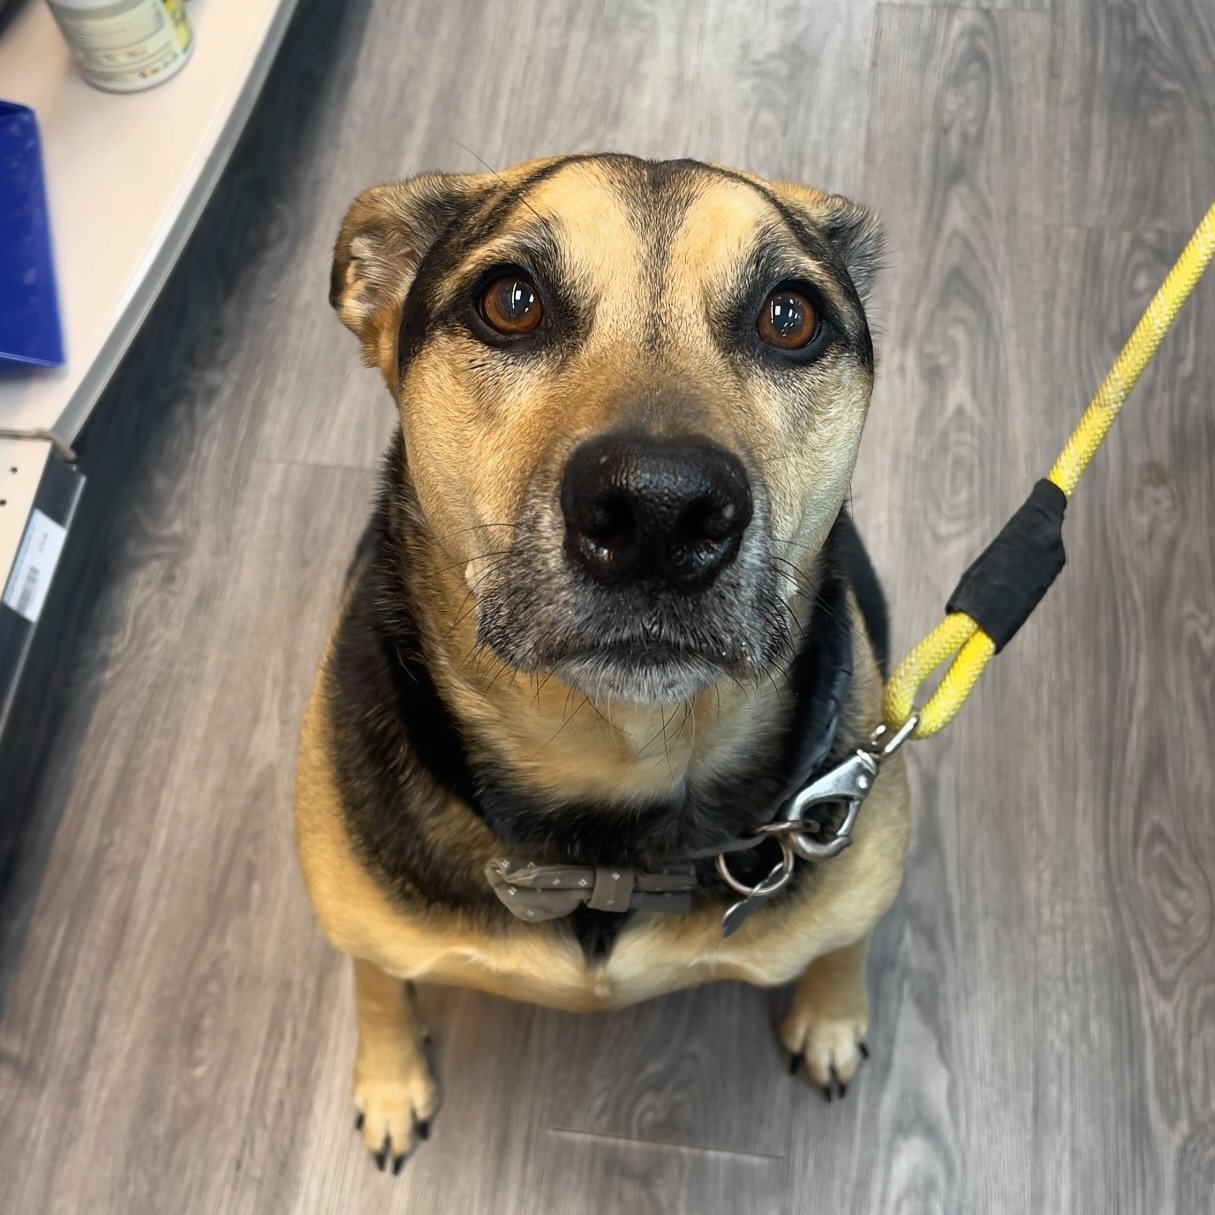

{"left": 553, "top": 648, "right": 727, "bottom": 705}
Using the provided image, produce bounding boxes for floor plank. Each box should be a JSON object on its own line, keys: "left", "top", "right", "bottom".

{"left": 1029, "top": 224, "right": 1215, "bottom": 1215}
{"left": 532, "top": 1131, "right": 788, "bottom": 1215}
{"left": 844, "top": 11, "right": 1054, "bottom": 1208}
{"left": 539, "top": 982, "right": 794, "bottom": 1156}
{"left": 0, "top": 459, "right": 374, "bottom": 1214}
{"left": 1047, "top": 0, "right": 1215, "bottom": 233}
{"left": 0, "top": 0, "right": 1212, "bottom": 1211}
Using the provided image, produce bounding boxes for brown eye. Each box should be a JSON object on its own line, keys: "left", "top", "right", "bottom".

{"left": 480, "top": 274, "right": 543, "bottom": 334}
{"left": 757, "top": 288, "right": 818, "bottom": 349}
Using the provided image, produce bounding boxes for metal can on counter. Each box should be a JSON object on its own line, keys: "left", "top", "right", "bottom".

{"left": 46, "top": 0, "right": 194, "bottom": 93}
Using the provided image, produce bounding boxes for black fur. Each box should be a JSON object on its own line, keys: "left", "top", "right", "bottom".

{"left": 832, "top": 509, "right": 890, "bottom": 678}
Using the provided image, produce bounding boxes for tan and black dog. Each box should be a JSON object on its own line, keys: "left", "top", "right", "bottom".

{"left": 294, "top": 154, "right": 910, "bottom": 1172}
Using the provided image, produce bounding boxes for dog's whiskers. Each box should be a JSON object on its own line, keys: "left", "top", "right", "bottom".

{"left": 431, "top": 547, "right": 516, "bottom": 581}
{"left": 530, "top": 684, "right": 595, "bottom": 759}
{"left": 450, "top": 138, "right": 546, "bottom": 224}
{"left": 771, "top": 534, "right": 821, "bottom": 557}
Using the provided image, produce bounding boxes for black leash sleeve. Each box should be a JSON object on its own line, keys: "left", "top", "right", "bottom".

{"left": 946, "top": 479, "right": 1068, "bottom": 652}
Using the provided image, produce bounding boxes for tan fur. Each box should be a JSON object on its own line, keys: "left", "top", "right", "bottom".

{"left": 351, "top": 961, "right": 438, "bottom": 1157}
{"left": 299, "top": 157, "right": 906, "bottom": 1155}
{"left": 295, "top": 603, "right": 909, "bottom": 1013}
{"left": 341, "top": 159, "right": 876, "bottom": 802}
{"left": 780, "top": 936, "right": 873, "bottom": 1087}
{"left": 425, "top": 538, "right": 794, "bottom": 804}
{"left": 297, "top": 609, "right": 906, "bottom": 1145}
{"left": 358, "top": 161, "right": 869, "bottom": 594}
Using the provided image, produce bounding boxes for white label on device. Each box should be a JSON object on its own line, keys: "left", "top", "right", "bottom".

{"left": 3, "top": 509, "right": 67, "bottom": 624}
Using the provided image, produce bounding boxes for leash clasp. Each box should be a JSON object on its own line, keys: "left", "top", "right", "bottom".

{"left": 715, "top": 715, "right": 918, "bottom": 936}
{"left": 754, "top": 713, "right": 917, "bottom": 859}
{"left": 756, "top": 749, "right": 878, "bottom": 860}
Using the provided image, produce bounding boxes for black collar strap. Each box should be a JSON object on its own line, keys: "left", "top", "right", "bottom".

{"left": 693, "top": 596, "right": 853, "bottom": 858}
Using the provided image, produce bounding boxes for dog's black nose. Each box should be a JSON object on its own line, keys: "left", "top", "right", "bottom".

{"left": 560, "top": 433, "right": 753, "bottom": 590}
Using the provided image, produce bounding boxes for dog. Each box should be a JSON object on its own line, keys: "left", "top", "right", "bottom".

{"left": 294, "top": 154, "right": 910, "bottom": 1173}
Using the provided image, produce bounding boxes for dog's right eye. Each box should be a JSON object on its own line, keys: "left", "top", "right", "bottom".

{"left": 479, "top": 274, "right": 544, "bottom": 335}
{"left": 757, "top": 287, "right": 818, "bottom": 350}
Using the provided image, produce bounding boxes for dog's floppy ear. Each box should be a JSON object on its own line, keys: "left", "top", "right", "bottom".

{"left": 770, "top": 183, "right": 883, "bottom": 301}
{"left": 330, "top": 173, "right": 480, "bottom": 372}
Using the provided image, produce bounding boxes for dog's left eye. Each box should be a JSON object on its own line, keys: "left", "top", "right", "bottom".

{"left": 480, "top": 274, "right": 544, "bottom": 335}
{"left": 757, "top": 287, "right": 818, "bottom": 350}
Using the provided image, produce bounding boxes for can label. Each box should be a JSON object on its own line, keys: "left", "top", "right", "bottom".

{"left": 47, "top": 0, "right": 193, "bottom": 91}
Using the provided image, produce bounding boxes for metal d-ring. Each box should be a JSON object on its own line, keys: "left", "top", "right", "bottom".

{"left": 715, "top": 837, "right": 796, "bottom": 899}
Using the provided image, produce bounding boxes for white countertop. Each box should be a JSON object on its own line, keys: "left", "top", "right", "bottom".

{"left": 0, "top": 0, "right": 298, "bottom": 444}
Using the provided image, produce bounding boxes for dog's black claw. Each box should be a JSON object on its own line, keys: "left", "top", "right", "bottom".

{"left": 788, "top": 1052, "right": 802, "bottom": 1075}
{"left": 392, "top": 1153, "right": 408, "bottom": 1176}
{"left": 828, "top": 1064, "right": 848, "bottom": 1101}
{"left": 859, "top": 1042, "right": 870, "bottom": 1060}
{"left": 416, "top": 1119, "right": 430, "bottom": 1141}
{"left": 821, "top": 1085, "right": 834, "bottom": 1103}
{"left": 374, "top": 1135, "right": 390, "bottom": 1171}
{"left": 354, "top": 1113, "right": 364, "bottom": 1132}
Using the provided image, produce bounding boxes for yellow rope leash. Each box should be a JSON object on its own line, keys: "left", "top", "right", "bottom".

{"left": 882, "top": 202, "right": 1215, "bottom": 739}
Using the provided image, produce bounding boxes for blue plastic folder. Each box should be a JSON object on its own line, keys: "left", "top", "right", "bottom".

{"left": 0, "top": 101, "right": 65, "bottom": 369}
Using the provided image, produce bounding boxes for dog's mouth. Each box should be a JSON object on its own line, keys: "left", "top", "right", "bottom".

{"left": 553, "top": 639, "right": 743, "bottom": 704}
{"left": 477, "top": 584, "right": 789, "bottom": 704}
{"left": 471, "top": 541, "right": 794, "bottom": 705}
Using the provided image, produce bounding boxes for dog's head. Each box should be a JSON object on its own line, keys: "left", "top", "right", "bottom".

{"left": 332, "top": 155, "right": 880, "bottom": 704}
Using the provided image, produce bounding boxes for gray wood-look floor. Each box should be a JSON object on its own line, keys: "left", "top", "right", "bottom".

{"left": 1, "top": 0, "right": 1212, "bottom": 1211}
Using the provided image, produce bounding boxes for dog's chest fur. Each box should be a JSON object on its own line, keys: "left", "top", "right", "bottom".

{"left": 295, "top": 674, "right": 910, "bottom": 1013}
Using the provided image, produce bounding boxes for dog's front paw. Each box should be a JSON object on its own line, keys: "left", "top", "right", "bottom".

{"left": 780, "top": 941, "right": 871, "bottom": 1100}
{"left": 781, "top": 1004, "right": 868, "bottom": 1100}
{"left": 353, "top": 1051, "right": 439, "bottom": 1174}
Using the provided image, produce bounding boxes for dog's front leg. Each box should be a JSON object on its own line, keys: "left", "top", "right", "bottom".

{"left": 351, "top": 957, "right": 439, "bottom": 1172}
{"left": 780, "top": 936, "right": 871, "bottom": 1100}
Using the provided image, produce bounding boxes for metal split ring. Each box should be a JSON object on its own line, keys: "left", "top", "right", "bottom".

{"left": 715, "top": 838, "right": 795, "bottom": 898}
